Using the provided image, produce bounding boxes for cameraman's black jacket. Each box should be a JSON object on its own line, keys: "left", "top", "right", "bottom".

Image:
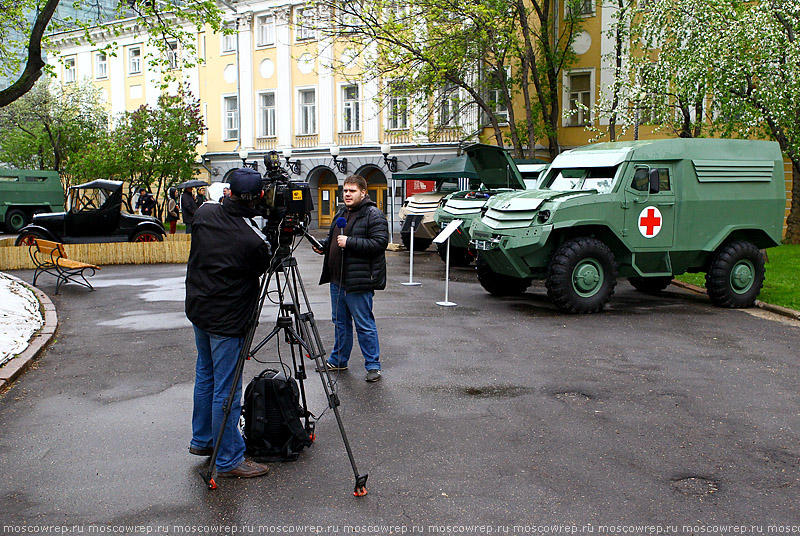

{"left": 319, "top": 197, "right": 389, "bottom": 292}
{"left": 185, "top": 198, "right": 271, "bottom": 337}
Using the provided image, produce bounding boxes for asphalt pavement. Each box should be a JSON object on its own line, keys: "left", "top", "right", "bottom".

{"left": 1, "top": 242, "right": 799, "bottom": 530}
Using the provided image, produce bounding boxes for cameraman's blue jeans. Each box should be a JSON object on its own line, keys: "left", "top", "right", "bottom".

{"left": 190, "top": 325, "right": 245, "bottom": 472}
{"left": 328, "top": 283, "right": 380, "bottom": 371}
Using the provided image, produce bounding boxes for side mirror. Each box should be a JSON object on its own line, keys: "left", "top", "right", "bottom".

{"left": 649, "top": 168, "right": 660, "bottom": 194}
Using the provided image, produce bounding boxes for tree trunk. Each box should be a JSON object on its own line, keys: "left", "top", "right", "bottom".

{"left": 784, "top": 161, "right": 800, "bottom": 244}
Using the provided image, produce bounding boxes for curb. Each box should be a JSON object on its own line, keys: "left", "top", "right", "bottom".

{"left": 0, "top": 273, "right": 58, "bottom": 393}
{"left": 670, "top": 280, "right": 800, "bottom": 321}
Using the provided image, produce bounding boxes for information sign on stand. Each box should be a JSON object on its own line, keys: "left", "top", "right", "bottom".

{"left": 433, "top": 219, "right": 463, "bottom": 307}
{"left": 401, "top": 215, "right": 424, "bottom": 286}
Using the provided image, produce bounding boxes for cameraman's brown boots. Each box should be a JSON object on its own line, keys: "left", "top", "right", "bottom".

{"left": 218, "top": 459, "right": 269, "bottom": 478}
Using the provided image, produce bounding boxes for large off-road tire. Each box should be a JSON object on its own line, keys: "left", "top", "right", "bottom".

{"left": 475, "top": 255, "right": 532, "bottom": 296}
{"left": 5, "top": 208, "right": 28, "bottom": 233}
{"left": 131, "top": 230, "right": 163, "bottom": 242}
{"left": 400, "top": 231, "right": 432, "bottom": 251}
{"left": 436, "top": 241, "right": 475, "bottom": 266}
{"left": 546, "top": 237, "right": 618, "bottom": 314}
{"left": 15, "top": 230, "right": 47, "bottom": 247}
{"left": 628, "top": 276, "right": 673, "bottom": 293}
{"left": 705, "top": 240, "right": 765, "bottom": 308}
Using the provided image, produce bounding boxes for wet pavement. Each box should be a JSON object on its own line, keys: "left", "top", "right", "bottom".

{"left": 2, "top": 243, "right": 800, "bottom": 529}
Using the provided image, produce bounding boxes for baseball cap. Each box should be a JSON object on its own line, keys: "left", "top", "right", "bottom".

{"left": 228, "top": 168, "right": 263, "bottom": 196}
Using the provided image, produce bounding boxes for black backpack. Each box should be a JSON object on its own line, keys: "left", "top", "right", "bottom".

{"left": 242, "top": 369, "right": 314, "bottom": 461}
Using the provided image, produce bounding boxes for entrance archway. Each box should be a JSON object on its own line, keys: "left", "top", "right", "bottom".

{"left": 316, "top": 169, "right": 339, "bottom": 228}
{"left": 357, "top": 165, "right": 388, "bottom": 214}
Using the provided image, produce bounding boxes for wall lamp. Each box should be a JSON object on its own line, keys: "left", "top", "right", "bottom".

{"left": 282, "top": 148, "right": 301, "bottom": 175}
{"left": 238, "top": 148, "right": 258, "bottom": 171}
{"left": 381, "top": 143, "right": 398, "bottom": 173}
{"left": 330, "top": 145, "right": 348, "bottom": 174}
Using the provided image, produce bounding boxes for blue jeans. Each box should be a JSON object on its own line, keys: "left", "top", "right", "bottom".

{"left": 329, "top": 283, "right": 380, "bottom": 371}
{"left": 191, "top": 325, "right": 245, "bottom": 472}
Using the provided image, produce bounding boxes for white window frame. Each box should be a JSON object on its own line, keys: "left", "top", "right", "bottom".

{"left": 486, "top": 66, "right": 511, "bottom": 124}
{"left": 338, "top": 0, "right": 361, "bottom": 31}
{"left": 221, "top": 23, "right": 237, "bottom": 54}
{"left": 258, "top": 91, "right": 277, "bottom": 137}
{"left": 340, "top": 84, "right": 360, "bottom": 133}
{"left": 387, "top": 80, "right": 408, "bottom": 130}
{"left": 563, "top": 69, "right": 594, "bottom": 127}
{"left": 223, "top": 95, "right": 239, "bottom": 141}
{"left": 297, "top": 87, "right": 317, "bottom": 135}
{"left": 64, "top": 57, "right": 76, "bottom": 83}
{"left": 566, "top": 0, "right": 596, "bottom": 17}
{"left": 95, "top": 52, "right": 108, "bottom": 79}
{"left": 439, "top": 85, "right": 461, "bottom": 127}
{"left": 295, "top": 7, "right": 316, "bottom": 41}
{"left": 129, "top": 46, "right": 142, "bottom": 75}
{"left": 167, "top": 40, "right": 179, "bottom": 70}
{"left": 256, "top": 14, "right": 275, "bottom": 47}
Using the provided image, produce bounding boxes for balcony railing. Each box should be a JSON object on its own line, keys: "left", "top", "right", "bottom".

{"left": 429, "top": 127, "right": 463, "bottom": 143}
{"left": 294, "top": 134, "right": 318, "bottom": 148}
{"left": 383, "top": 130, "right": 412, "bottom": 144}
{"left": 255, "top": 137, "right": 277, "bottom": 151}
{"left": 337, "top": 132, "right": 362, "bottom": 146}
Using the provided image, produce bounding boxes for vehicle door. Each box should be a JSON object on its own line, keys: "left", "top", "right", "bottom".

{"left": 622, "top": 164, "right": 677, "bottom": 274}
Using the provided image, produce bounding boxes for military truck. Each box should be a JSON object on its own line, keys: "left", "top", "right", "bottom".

{"left": 433, "top": 145, "right": 546, "bottom": 265}
{"left": 469, "top": 139, "right": 786, "bottom": 313}
{"left": 0, "top": 169, "right": 64, "bottom": 233}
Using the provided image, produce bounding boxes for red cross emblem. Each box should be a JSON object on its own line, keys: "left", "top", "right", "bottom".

{"left": 638, "top": 206, "right": 663, "bottom": 238}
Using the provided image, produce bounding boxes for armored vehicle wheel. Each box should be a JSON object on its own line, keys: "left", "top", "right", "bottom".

{"left": 436, "top": 241, "right": 474, "bottom": 266}
{"left": 131, "top": 230, "right": 163, "bottom": 242}
{"left": 628, "top": 276, "right": 673, "bottom": 293}
{"left": 5, "top": 208, "right": 29, "bottom": 233}
{"left": 476, "top": 256, "right": 531, "bottom": 296}
{"left": 400, "top": 232, "right": 432, "bottom": 251}
{"left": 546, "top": 237, "right": 618, "bottom": 313}
{"left": 15, "top": 230, "right": 47, "bottom": 247}
{"left": 705, "top": 240, "right": 764, "bottom": 308}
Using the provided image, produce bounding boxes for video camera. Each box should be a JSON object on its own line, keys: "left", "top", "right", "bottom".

{"left": 259, "top": 151, "right": 314, "bottom": 256}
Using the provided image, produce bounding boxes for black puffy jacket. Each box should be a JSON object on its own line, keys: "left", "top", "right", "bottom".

{"left": 185, "top": 198, "right": 272, "bottom": 336}
{"left": 319, "top": 197, "right": 389, "bottom": 292}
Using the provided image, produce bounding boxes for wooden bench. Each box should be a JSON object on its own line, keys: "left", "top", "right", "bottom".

{"left": 29, "top": 239, "right": 101, "bottom": 294}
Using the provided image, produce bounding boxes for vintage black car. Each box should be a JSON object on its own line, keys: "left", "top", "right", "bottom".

{"left": 15, "top": 179, "right": 166, "bottom": 246}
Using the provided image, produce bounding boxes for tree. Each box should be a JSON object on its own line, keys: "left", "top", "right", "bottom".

{"left": 315, "top": 0, "right": 584, "bottom": 158}
{"left": 0, "top": 0, "right": 226, "bottom": 107}
{"left": 99, "top": 86, "right": 205, "bottom": 218}
{"left": 0, "top": 79, "right": 109, "bottom": 193}
{"left": 626, "top": 0, "right": 800, "bottom": 243}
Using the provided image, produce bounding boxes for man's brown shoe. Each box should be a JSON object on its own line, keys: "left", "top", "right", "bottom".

{"left": 189, "top": 446, "right": 213, "bottom": 456}
{"left": 217, "top": 459, "right": 269, "bottom": 478}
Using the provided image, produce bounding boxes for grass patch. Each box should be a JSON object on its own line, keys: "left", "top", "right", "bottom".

{"left": 675, "top": 244, "right": 800, "bottom": 311}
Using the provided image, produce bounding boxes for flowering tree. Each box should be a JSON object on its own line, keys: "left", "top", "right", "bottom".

{"left": 594, "top": 0, "right": 799, "bottom": 242}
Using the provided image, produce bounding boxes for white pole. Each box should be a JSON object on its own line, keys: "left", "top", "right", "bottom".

{"left": 402, "top": 220, "right": 421, "bottom": 286}
{"left": 436, "top": 236, "right": 457, "bottom": 306}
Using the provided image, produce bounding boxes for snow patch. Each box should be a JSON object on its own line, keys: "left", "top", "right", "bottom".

{"left": 0, "top": 275, "right": 44, "bottom": 367}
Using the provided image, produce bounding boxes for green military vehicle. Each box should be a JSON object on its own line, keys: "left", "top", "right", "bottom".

{"left": 0, "top": 169, "right": 65, "bottom": 233}
{"left": 469, "top": 138, "right": 786, "bottom": 313}
{"left": 433, "top": 144, "right": 546, "bottom": 265}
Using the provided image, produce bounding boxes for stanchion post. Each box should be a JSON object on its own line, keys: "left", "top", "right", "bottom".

{"left": 433, "top": 219, "right": 462, "bottom": 307}
{"left": 402, "top": 220, "right": 421, "bottom": 286}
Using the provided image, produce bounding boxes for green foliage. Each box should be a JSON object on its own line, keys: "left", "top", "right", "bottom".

{"left": 0, "top": 79, "right": 109, "bottom": 191}
{"left": 675, "top": 244, "right": 800, "bottom": 311}
{"left": 317, "top": 0, "right": 584, "bottom": 158}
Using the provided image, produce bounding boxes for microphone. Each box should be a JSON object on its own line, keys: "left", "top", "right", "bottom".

{"left": 336, "top": 216, "right": 347, "bottom": 230}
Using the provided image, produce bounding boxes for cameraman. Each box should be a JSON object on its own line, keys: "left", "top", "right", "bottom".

{"left": 185, "top": 168, "right": 272, "bottom": 478}
{"left": 313, "top": 175, "right": 389, "bottom": 382}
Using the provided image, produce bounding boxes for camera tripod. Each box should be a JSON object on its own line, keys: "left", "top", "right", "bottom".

{"left": 200, "top": 241, "right": 368, "bottom": 496}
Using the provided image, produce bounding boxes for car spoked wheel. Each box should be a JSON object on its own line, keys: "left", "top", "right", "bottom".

{"left": 132, "top": 231, "right": 163, "bottom": 242}
{"left": 546, "top": 237, "right": 618, "bottom": 313}
{"left": 15, "top": 232, "right": 44, "bottom": 247}
{"left": 705, "top": 240, "right": 764, "bottom": 308}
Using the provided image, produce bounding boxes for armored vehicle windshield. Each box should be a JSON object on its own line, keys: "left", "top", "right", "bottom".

{"left": 541, "top": 166, "right": 619, "bottom": 193}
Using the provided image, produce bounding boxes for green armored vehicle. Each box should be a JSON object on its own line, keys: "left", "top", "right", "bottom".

{"left": 0, "top": 169, "right": 64, "bottom": 233}
{"left": 433, "top": 144, "right": 545, "bottom": 265}
{"left": 469, "top": 139, "right": 786, "bottom": 313}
